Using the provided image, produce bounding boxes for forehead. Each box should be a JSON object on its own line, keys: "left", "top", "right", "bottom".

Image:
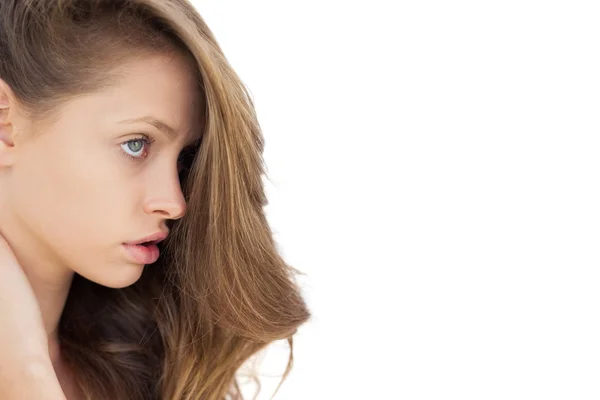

{"left": 108, "top": 53, "right": 202, "bottom": 130}
{"left": 40, "top": 53, "right": 203, "bottom": 141}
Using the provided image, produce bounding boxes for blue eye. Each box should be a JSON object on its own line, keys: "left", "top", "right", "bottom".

{"left": 121, "top": 134, "right": 155, "bottom": 161}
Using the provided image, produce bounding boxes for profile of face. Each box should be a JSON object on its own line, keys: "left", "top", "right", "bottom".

{"left": 0, "top": 52, "right": 201, "bottom": 289}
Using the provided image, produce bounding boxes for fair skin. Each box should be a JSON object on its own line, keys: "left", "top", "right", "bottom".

{"left": 0, "top": 51, "right": 201, "bottom": 398}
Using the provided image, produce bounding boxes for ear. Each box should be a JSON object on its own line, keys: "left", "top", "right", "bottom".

{"left": 0, "top": 80, "right": 18, "bottom": 167}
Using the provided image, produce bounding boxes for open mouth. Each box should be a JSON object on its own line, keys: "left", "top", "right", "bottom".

{"left": 138, "top": 241, "right": 157, "bottom": 248}
{"left": 122, "top": 240, "right": 161, "bottom": 265}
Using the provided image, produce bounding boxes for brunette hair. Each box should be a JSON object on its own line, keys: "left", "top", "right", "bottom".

{"left": 0, "top": 1, "right": 311, "bottom": 399}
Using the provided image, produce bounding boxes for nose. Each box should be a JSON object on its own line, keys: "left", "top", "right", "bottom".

{"left": 143, "top": 169, "right": 187, "bottom": 220}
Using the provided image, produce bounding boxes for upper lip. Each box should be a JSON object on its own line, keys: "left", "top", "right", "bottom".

{"left": 125, "top": 231, "right": 169, "bottom": 245}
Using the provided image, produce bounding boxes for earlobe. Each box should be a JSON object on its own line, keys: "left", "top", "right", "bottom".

{"left": 0, "top": 102, "right": 17, "bottom": 167}
{"left": 0, "top": 81, "right": 18, "bottom": 166}
{"left": 0, "top": 136, "right": 16, "bottom": 168}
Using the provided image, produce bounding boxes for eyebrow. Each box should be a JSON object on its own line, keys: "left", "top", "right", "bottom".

{"left": 119, "top": 116, "right": 178, "bottom": 140}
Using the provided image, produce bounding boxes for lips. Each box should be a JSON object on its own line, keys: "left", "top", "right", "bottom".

{"left": 122, "top": 231, "right": 169, "bottom": 265}
{"left": 125, "top": 231, "right": 169, "bottom": 246}
{"left": 122, "top": 242, "right": 160, "bottom": 265}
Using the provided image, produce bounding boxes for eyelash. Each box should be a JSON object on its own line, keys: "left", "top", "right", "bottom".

{"left": 120, "top": 133, "right": 156, "bottom": 162}
{"left": 120, "top": 134, "right": 194, "bottom": 175}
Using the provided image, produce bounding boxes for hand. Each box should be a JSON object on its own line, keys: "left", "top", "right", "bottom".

{"left": 0, "top": 231, "right": 67, "bottom": 399}
{"left": 0, "top": 230, "right": 50, "bottom": 368}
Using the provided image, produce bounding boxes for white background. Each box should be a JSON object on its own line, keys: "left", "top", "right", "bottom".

{"left": 192, "top": 1, "right": 600, "bottom": 399}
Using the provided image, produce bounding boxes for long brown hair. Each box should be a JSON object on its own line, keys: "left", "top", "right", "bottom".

{"left": 0, "top": 1, "right": 311, "bottom": 398}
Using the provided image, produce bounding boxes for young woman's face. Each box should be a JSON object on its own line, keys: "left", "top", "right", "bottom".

{"left": 1, "top": 52, "right": 201, "bottom": 288}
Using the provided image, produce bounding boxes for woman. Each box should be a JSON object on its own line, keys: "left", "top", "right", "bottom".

{"left": 0, "top": 0, "right": 310, "bottom": 399}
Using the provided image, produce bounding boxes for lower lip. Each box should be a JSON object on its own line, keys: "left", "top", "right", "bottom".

{"left": 122, "top": 243, "right": 160, "bottom": 265}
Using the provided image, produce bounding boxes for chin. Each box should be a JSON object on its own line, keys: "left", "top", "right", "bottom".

{"left": 84, "top": 265, "right": 145, "bottom": 289}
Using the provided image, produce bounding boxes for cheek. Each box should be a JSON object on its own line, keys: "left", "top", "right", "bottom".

{"left": 12, "top": 146, "right": 129, "bottom": 247}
